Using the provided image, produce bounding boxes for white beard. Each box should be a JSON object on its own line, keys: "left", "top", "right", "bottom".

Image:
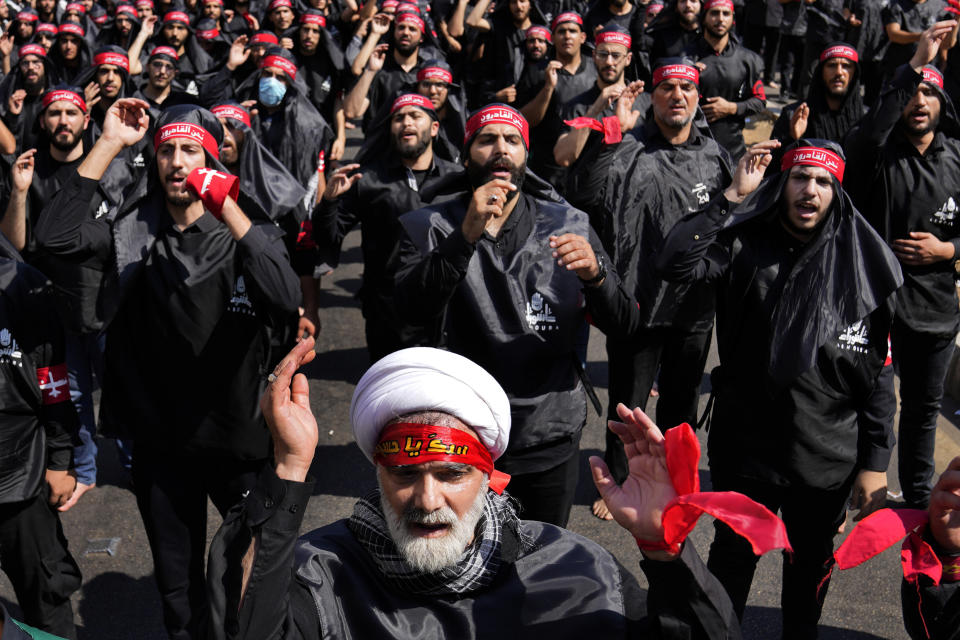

{"left": 380, "top": 484, "right": 487, "bottom": 574}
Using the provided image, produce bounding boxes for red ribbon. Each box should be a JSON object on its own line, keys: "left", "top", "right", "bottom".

{"left": 417, "top": 66, "right": 453, "bottom": 83}
{"left": 58, "top": 22, "right": 85, "bottom": 36}
{"left": 781, "top": 146, "right": 845, "bottom": 183}
{"left": 465, "top": 105, "right": 529, "bottom": 147}
{"left": 154, "top": 122, "right": 220, "bottom": 159}
{"left": 94, "top": 52, "right": 130, "bottom": 71}
{"left": 564, "top": 116, "right": 623, "bottom": 145}
{"left": 300, "top": 13, "right": 326, "bottom": 26}
{"left": 653, "top": 64, "right": 699, "bottom": 86}
{"left": 212, "top": 104, "right": 251, "bottom": 127}
{"left": 820, "top": 44, "right": 859, "bottom": 63}
{"left": 260, "top": 54, "right": 297, "bottom": 80}
{"left": 390, "top": 93, "right": 435, "bottom": 114}
{"left": 42, "top": 89, "right": 87, "bottom": 112}
{"left": 635, "top": 423, "right": 793, "bottom": 557}
{"left": 374, "top": 423, "right": 511, "bottom": 495}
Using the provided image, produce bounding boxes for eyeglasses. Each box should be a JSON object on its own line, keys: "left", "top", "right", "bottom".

{"left": 19, "top": 58, "right": 43, "bottom": 68}
{"left": 150, "top": 60, "right": 175, "bottom": 73}
{"left": 419, "top": 81, "right": 448, "bottom": 90}
{"left": 594, "top": 49, "right": 625, "bottom": 62}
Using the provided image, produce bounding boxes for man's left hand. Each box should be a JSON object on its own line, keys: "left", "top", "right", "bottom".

{"left": 850, "top": 469, "right": 887, "bottom": 521}
{"left": 45, "top": 469, "right": 77, "bottom": 508}
{"left": 261, "top": 336, "right": 318, "bottom": 482}
{"left": 701, "top": 96, "right": 736, "bottom": 123}
{"left": 891, "top": 232, "right": 955, "bottom": 265}
{"left": 549, "top": 233, "right": 601, "bottom": 283}
{"left": 929, "top": 456, "right": 960, "bottom": 553}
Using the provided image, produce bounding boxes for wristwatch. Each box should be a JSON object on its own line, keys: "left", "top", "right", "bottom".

{"left": 581, "top": 253, "right": 607, "bottom": 287}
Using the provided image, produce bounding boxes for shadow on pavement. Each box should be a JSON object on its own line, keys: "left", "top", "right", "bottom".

{"left": 741, "top": 606, "right": 892, "bottom": 639}
{"left": 77, "top": 572, "right": 165, "bottom": 640}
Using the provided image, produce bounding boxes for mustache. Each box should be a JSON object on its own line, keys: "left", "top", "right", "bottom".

{"left": 403, "top": 506, "right": 457, "bottom": 525}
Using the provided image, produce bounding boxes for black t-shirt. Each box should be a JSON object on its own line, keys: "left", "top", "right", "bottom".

{"left": 882, "top": 0, "right": 947, "bottom": 69}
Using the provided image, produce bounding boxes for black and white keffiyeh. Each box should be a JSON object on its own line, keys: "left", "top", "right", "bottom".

{"left": 347, "top": 489, "right": 523, "bottom": 597}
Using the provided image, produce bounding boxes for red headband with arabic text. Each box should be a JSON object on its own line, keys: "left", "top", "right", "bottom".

{"left": 596, "top": 29, "right": 631, "bottom": 49}
{"left": 525, "top": 25, "right": 551, "bottom": 42}
{"left": 212, "top": 104, "right": 252, "bottom": 127}
{"left": 417, "top": 66, "right": 452, "bottom": 83}
{"left": 781, "top": 146, "right": 845, "bottom": 183}
{"left": 17, "top": 11, "right": 39, "bottom": 21}
{"left": 42, "top": 89, "right": 87, "bottom": 112}
{"left": 653, "top": 63, "right": 699, "bottom": 86}
{"left": 820, "top": 44, "right": 858, "bottom": 63}
{"left": 397, "top": 2, "right": 420, "bottom": 13}
{"left": 58, "top": 22, "right": 84, "bottom": 36}
{"left": 268, "top": 0, "right": 293, "bottom": 10}
{"left": 551, "top": 11, "right": 582, "bottom": 30}
{"left": 154, "top": 122, "right": 220, "bottom": 159}
{"left": 204, "top": 0, "right": 224, "bottom": 5}
{"left": 390, "top": 92, "right": 435, "bottom": 114}
{"left": 150, "top": 45, "right": 179, "bottom": 60}
{"left": 396, "top": 12, "right": 425, "bottom": 32}
{"left": 922, "top": 66, "right": 944, "bottom": 89}
{"left": 163, "top": 10, "right": 190, "bottom": 23}
{"left": 116, "top": 5, "right": 138, "bottom": 18}
{"left": 18, "top": 44, "right": 46, "bottom": 59}
{"left": 465, "top": 105, "right": 529, "bottom": 147}
{"left": 37, "top": 23, "right": 57, "bottom": 34}
{"left": 704, "top": 0, "right": 734, "bottom": 11}
{"left": 300, "top": 13, "right": 326, "bottom": 26}
{"left": 374, "top": 423, "right": 511, "bottom": 494}
{"left": 136, "top": 0, "right": 154, "bottom": 7}
{"left": 260, "top": 54, "right": 297, "bottom": 79}
{"left": 94, "top": 52, "right": 130, "bottom": 71}
{"left": 65, "top": 3, "right": 85, "bottom": 13}
{"left": 196, "top": 27, "right": 220, "bottom": 40}
{"left": 249, "top": 32, "right": 279, "bottom": 45}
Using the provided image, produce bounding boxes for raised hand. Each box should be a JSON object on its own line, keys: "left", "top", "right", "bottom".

{"left": 462, "top": 178, "right": 517, "bottom": 242}
{"left": 10, "top": 149, "right": 36, "bottom": 193}
{"left": 724, "top": 139, "right": 780, "bottom": 203}
{"left": 0, "top": 33, "right": 13, "bottom": 57}
{"left": 616, "top": 80, "right": 644, "bottom": 131}
{"left": 323, "top": 163, "right": 363, "bottom": 200}
{"left": 261, "top": 336, "right": 318, "bottom": 482}
{"left": 228, "top": 35, "right": 250, "bottom": 70}
{"left": 101, "top": 98, "right": 151, "bottom": 148}
{"left": 544, "top": 60, "right": 562, "bottom": 88}
{"left": 910, "top": 20, "right": 958, "bottom": 69}
{"left": 371, "top": 12, "right": 392, "bottom": 35}
{"left": 7, "top": 89, "right": 25, "bottom": 116}
{"left": 789, "top": 102, "right": 809, "bottom": 140}
{"left": 368, "top": 43, "right": 388, "bottom": 71}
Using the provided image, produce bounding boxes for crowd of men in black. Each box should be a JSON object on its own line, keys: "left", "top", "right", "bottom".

{"left": 0, "top": 0, "right": 958, "bottom": 637}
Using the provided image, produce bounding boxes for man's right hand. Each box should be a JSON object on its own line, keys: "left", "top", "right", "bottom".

{"left": 7, "top": 89, "right": 25, "bottom": 116}
{"left": 323, "top": 163, "right": 362, "bottom": 201}
{"left": 910, "top": 20, "right": 958, "bottom": 70}
{"left": 0, "top": 33, "right": 13, "bottom": 58}
{"left": 100, "top": 98, "right": 151, "bottom": 149}
{"left": 545, "top": 61, "right": 562, "bottom": 89}
{"left": 495, "top": 84, "right": 517, "bottom": 103}
{"left": 371, "top": 13, "right": 391, "bottom": 36}
{"left": 724, "top": 139, "right": 780, "bottom": 203}
{"left": 227, "top": 35, "right": 250, "bottom": 70}
{"left": 789, "top": 102, "right": 809, "bottom": 140}
{"left": 587, "top": 83, "right": 624, "bottom": 118}
{"left": 261, "top": 336, "right": 318, "bottom": 482}
{"left": 11, "top": 149, "right": 35, "bottom": 193}
{"left": 368, "top": 44, "right": 388, "bottom": 72}
{"left": 462, "top": 178, "right": 517, "bottom": 243}
{"left": 930, "top": 456, "right": 960, "bottom": 554}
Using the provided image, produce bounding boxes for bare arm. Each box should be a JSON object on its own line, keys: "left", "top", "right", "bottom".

{"left": 448, "top": 0, "right": 469, "bottom": 37}
{"left": 519, "top": 61, "right": 560, "bottom": 126}
{"left": 465, "top": 0, "right": 493, "bottom": 31}
{"left": 350, "top": 17, "right": 388, "bottom": 76}
{"left": 886, "top": 22, "right": 924, "bottom": 45}
{"left": 0, "top": 149, "right": 34, "bottom": 251}
{"left": 127, "top": 15, "right": 158, "bottom": 76}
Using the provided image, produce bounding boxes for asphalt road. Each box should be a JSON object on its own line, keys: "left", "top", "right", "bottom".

{"left": 3, "top": 134, "right": 960, "bottom": 640}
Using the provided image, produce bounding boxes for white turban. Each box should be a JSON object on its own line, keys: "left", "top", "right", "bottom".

{"left": 350, "top": 347, "right": 511, "bottom": 464}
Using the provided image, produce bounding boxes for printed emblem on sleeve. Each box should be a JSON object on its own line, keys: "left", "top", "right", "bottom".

{"left": 0, "top": 328, "right": 23, "bottom": 366}
{"left": 837, "top": 320, "right": 869, "bottom": 354}
{"left": 525, "top": 292, "right": 557, "bottom": 331}
{"left": 227, "top": 275, "right": 255, "bottom": 316}
{"left": 931, "top": 196, "right": 957, "bottom": 226}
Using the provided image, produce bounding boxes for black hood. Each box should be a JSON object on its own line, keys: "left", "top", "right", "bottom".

{"left": 724, "top": 138, "right": 903, "bottom": 385}
{"left": 803, "top": 42, "right": 864, "bottom": 143}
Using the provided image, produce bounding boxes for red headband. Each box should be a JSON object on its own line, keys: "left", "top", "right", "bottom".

{"left": 781, "top": 146, "right": 845, "bottom": 182}
{"left": 375, "top": 423, "right": 493, "bottom": 475}
{"left": 18, "top": 44, "right": 46, "bottom": 58}
{"left": 212, "top": 104, "right": 251, "bottom": 127}
{"left": 922, "top": 66, "right": 944, "bottom": 89}
{"left": 94, "top": 52, "right": 130, "bottom": 71}
{"left": 42, "top": 89, "right": 87, "bottom": 112}
{"left": 465, "top": 105, "right": 529, "bottom": 147}
{"left": 595, "top": 30, "right": 631, "bottom": 48}
{"left": 59, "top": 22, "right": 85, "bottom": 36}
{"left": 163, "top": 10, "right": 190, "bottom": 23}
{"left": 551, "top": 11, "right": 582, "bottom": 30}
{"left": 204, "top": 0, "right": 224, "bottom": 5}
{"left": 268, "top": 0, "right": 293, "bottom": 10}
{"left": 653, "top": 63, "right": 699, "bottom": 85}
{"left": 16, "top": 11, "right": 39, "bottom": 21}
{"left": 249, "top": 32, "right": 279, "bottom": 45}
{"left": 150, "top": 45, "right": 179, "bottom": 60}
{"left": 382, "top": 0, "right": 399, "bottom": 8}
{"left": 300, "top": 13, "right": 326, "bottom": 26}
{"left": 260, "top": 54, "right": 297, "bottom": 79}
{"left": 525, "top": 25, "right": 551, "bottom": 42}
{"left": 37, "top": 23, "right": 58, "bottom": 34}
{"left": 136, "top": 0, "right": 154, "bottom": 7}
{"left": 703, "top": 0, "right": 734, "bottom": 10}
{"left": 820, "top": 44, "right": 858, "bottom": 63}
{"left": 397, "top": 2, "right": 420, "bottom": 12}
{"left": 65, "top": 3, "right": 85, "bottom": 14}
{"left": 396, "top": 12, "right": 425, "bottom": 32}
{"left": 196, "top": 27, "right": 220, "bottom": 40}
{"left": 116, "top": 5, "right": 138, "bottom": 17}
{"left": 390, "top": 92, "right": 434, "bottom": 113}
{"left": 154, "top": 122, "right": 220, "bottom": 159}
{"left": 94, "top": 14, "right": 109, "bottom": 24}
{"left": 417, "top": 66, "right": 452, "bottom": 83}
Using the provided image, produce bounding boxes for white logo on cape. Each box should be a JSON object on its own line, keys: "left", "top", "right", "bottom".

{"left": 228, "top": 275, "right": 255, "bottom": 316}
{"left": 525, "top": 292, "right": 557, "bottom": 331}
{"left": 931, "top": 197, "right": 957, "bottom": 226}
{"left": 837, "top": 320, "right": 869, "bottom": 354}
{"left": 691, "top": 183, "right": 710, "bottom": 209}
{"left": 0, "top": 327, "right": 24, "bottom": 366}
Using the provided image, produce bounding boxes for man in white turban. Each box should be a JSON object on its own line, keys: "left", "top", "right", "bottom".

{"left": 204, "top": 338, "right": 786, "bottom": 639}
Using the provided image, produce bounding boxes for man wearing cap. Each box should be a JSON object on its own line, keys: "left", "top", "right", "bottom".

{"left": 315, "top": 93, "right": 461, "bottom": 360}
{"left": 392, "top": 104, "right": 639, "bottom": 526}
{"left": 684, "top": 0, "right": 764, "bottom": 159}
{"left": 568, "top": 58, "right": 730, "bottom": 521}
{"left": 35, "top": 99, "right": 301, "bottom": 640}
{"left": 202, "top": 339, "right": 788, "bottom": 638}
{"left": 657, "top": 134, "right": 900, "bottom": 637}
{"left": 516, "top": 14, "right": 598, "bottom": 189}
{"left": 845, "top": 22, "right": 960, "bottom": 512}
{"left": 772, "top": 42, "right": 863, "bottom": 146}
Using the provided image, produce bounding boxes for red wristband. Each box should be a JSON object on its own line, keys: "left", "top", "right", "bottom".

{"left": 186, "top": 167, "right": 239, "bottom": 220}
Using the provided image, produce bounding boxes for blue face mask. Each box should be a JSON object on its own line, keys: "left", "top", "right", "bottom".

{"left": 259, "top": 77, "right": 287, "bottom": 107}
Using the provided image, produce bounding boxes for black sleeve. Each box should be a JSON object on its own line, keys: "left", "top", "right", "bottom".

{"left": 33, "top": 171, "right": 112, "bottom": 261}
{"left": 639, "top": 542, "right": 742, "bottom": 639}
{"left": 392, "top": 222, "right": 476, "bottom": 324}
{"left": 845, "top": 64, "right": 919, "bottom": 157}
{"left": 237, "top": 222, "right": 303, "bottom": 326}
{"left": 311, "top": 182, "right": 361, "bottom": 266}
{"left": 198, "top": 66, "right": 239, "bottom": 108}
{"left": 856, "top": 353, "right": 896, "bottom": 473}
{"left": 901, "top": 573, "right": 960, "bottom": 640}
{"left": 204, "top": 465, "right": 322, "bottom": 640}
{"left": 582, "top": 227, "right": 644, "bottom": 339}
{"left": 654, "top": 195, "right": 734, "bottom": 284}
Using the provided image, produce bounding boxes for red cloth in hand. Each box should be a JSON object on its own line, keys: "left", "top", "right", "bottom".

{"left": 186, "top": 167, "right": 239, "bottom": 220}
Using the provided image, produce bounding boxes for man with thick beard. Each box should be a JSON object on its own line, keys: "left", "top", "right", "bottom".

{"left": 392, "top": 104, "right": 639, "bottom": 527}
{"left": 204, "top": 342, "right": 789, "bottom": 638}
{"left": 35, "top": 100, "right": 301, "bottom": 640}
{"left": 846, "top": 21, "right": 960, "bottom": 512}
{"left": 314, "top": 93, "right": 460, "bottom": 360}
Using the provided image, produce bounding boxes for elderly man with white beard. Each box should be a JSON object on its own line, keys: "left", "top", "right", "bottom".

{"left": 203, "top": 338, "right": 793, "bottom": 639}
